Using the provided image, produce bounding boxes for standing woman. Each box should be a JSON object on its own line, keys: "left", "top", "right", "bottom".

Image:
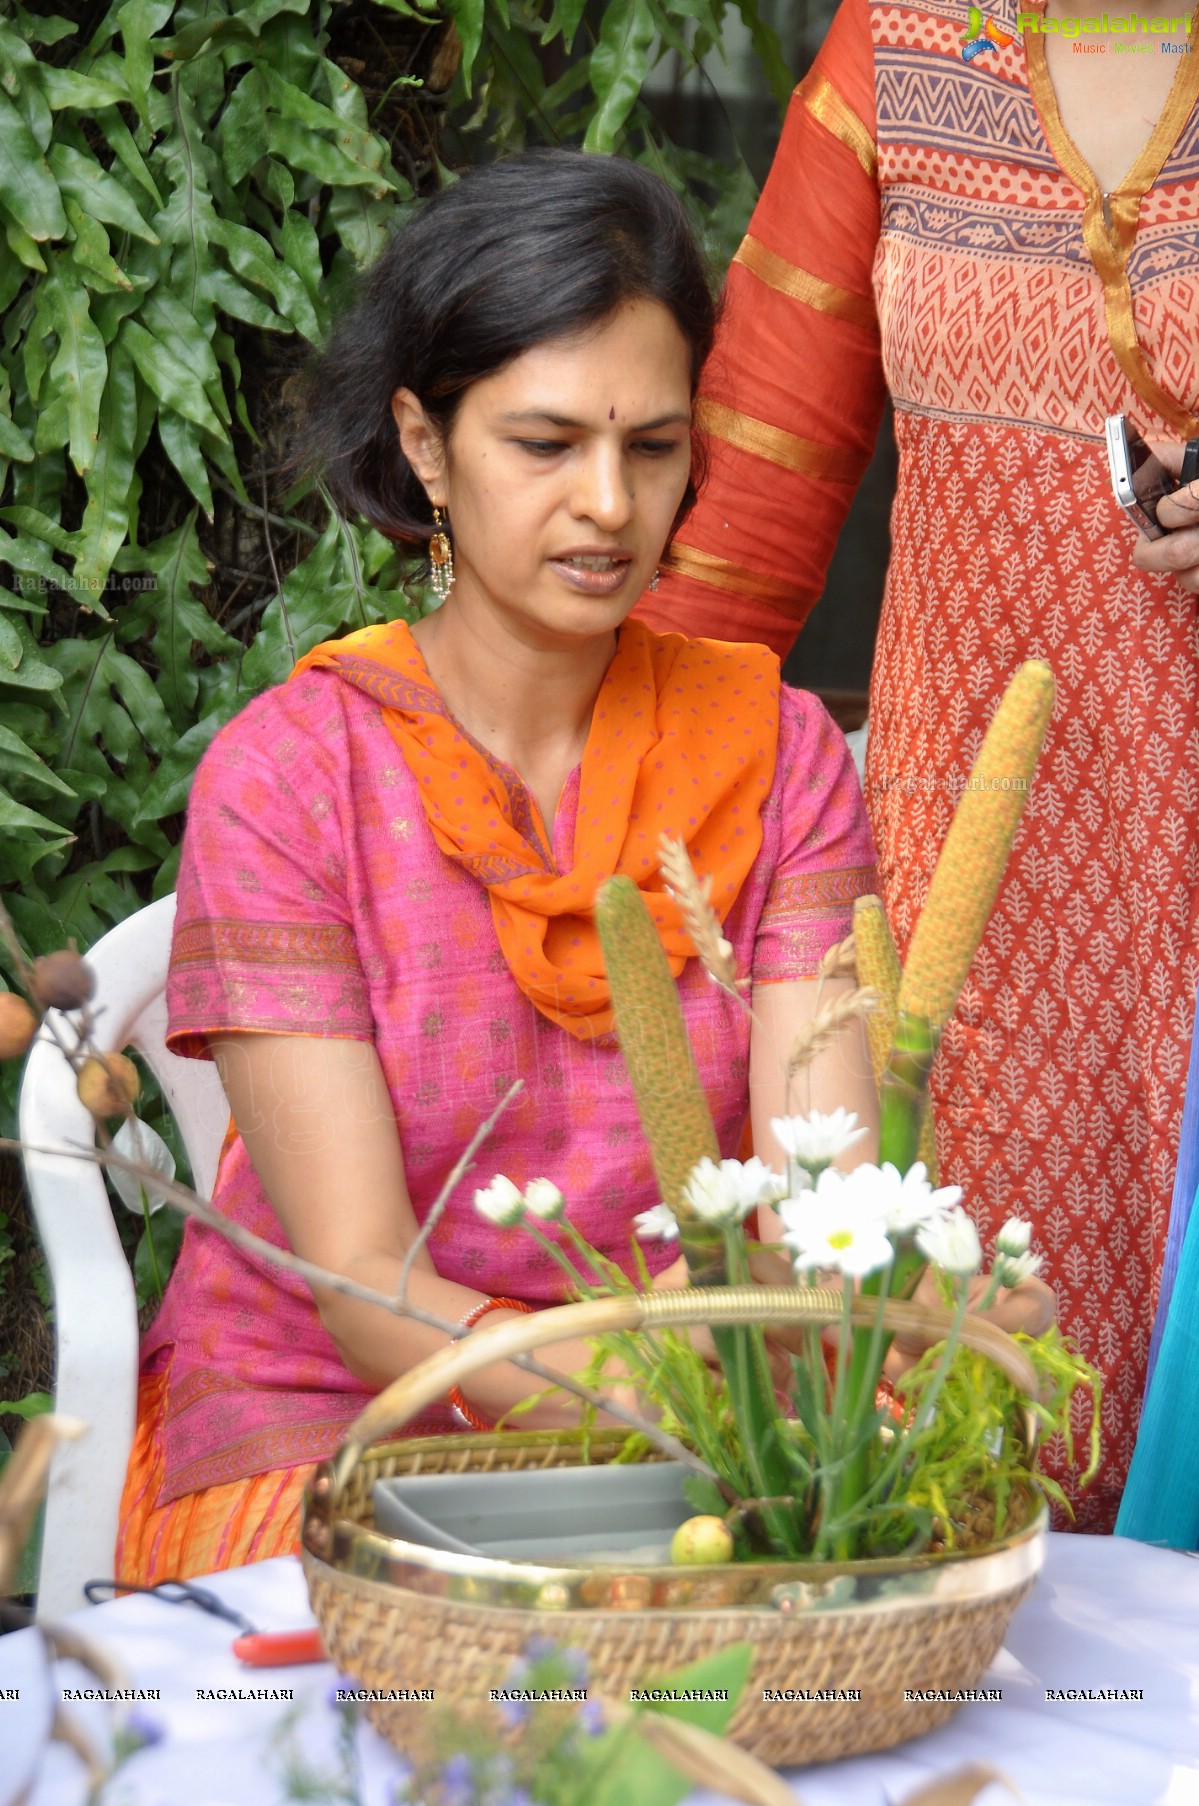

{"left": 640, "top": 0, "right": 1199, "bottom": 1530}
{"left": 115, "top": 152, "right": 883, "bottom": 1586}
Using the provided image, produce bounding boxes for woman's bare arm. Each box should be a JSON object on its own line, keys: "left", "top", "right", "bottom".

{"left": 210, "top": 1032, "right": 604, "bottom": 1426}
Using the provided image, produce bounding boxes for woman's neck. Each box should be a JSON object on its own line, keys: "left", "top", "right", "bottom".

{"left": 410, "top": 604, "right": 616, "bottom": 828}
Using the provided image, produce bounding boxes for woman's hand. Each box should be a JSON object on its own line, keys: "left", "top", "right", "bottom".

{"left": 1131, "top": 441, "right": 1199, "bottom": 594}
{"left": 882, "top": 1264, "right": 1056, "bottom": 1384}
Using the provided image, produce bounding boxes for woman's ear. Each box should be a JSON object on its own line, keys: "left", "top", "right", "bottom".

{"left": 391, "top": 388, "right": 447, "bottom": 505}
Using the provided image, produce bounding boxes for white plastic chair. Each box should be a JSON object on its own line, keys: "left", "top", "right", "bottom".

{"left": 18, "top": 894, "right": 229, "bottom": 1620}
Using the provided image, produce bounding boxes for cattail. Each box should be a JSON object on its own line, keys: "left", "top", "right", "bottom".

{"left": 594, "top": 876, "right": 720, "bottom": 1220}
{"left": 898, "top": 661, "right": 1054, "bottom": 1030}
{"left": 851, "top": 897, "right": 899, "bottom": 1092}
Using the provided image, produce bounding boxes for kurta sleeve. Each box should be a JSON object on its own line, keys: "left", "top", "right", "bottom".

{"left": 165, "top": 676, "right": 374, "bottom": 1059}
{"left": 753, "top": 687, "right": 877, "bottom": 982}
{"left": 638, "top": 0, "right": 885, "bottom": 660}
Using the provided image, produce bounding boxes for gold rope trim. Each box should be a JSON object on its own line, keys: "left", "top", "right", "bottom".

{"left": 664, "top": 541, "right": 811, "bottom": 614}
{"left": 696, "top": 398, "right": 864, "bottom": 483}
{"left": 1023, "top": 20, "right": 1199, "bottom": 437}
{"left": 800, "top": 70, "right": 878, "bottom": 181}
{"left": 734, "top": 235, "right": 877, "bottom": 330}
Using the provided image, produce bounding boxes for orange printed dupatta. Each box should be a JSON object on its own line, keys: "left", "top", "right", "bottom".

{"left": 292, "top": 619, "right": 780, "bottom": 1040}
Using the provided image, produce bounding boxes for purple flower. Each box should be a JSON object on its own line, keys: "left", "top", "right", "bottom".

{"left": 439, "top": 1753, "right": 476, "bottom": 1806}
{"left": 123, "top": 1709, "right": 165, "bottom": 1749}
{"left": 497, "top": 1696, "right": 530, "bottom": 1732}
{"left": 560, "top": 1647, "right": 588, "bottom": 1686}
{"left": 326, "top": 1675, "right": 357, "bottom": 1710}
{"left": 523, "top": 1635, "right": 558, "bottom": 1663}
{"left": 576, "top": 1699, "right": 605, "bottom": 1738}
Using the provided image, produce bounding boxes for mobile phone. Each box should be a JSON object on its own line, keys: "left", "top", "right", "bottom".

{"left": 1105, "top": 414, "right": 1199, "bottom": 539}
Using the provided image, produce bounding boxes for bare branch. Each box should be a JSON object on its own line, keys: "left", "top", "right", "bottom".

{"left": 396, "top": 1078, "right": 523, "bottom": 1303}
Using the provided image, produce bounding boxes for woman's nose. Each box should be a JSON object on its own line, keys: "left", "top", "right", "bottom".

{"left": 571, "top": 444, "right": 634, "bottom": 530}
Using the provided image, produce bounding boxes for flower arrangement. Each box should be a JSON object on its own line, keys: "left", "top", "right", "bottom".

{"left": 469, "top": 661, "right": 1100, "bottom": 1567}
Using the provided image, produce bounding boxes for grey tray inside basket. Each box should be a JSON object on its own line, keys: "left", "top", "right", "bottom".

{"left": 373, "top": 1459, "right": 695, "bottom": 1564}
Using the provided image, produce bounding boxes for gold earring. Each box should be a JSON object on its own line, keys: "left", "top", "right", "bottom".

{"left": 429, "top": 506, "right": 454, "bottom": 602}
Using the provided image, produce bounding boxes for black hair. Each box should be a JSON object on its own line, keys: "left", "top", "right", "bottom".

{"left": 299, "top": 149, "right": 717, "bottom": 546}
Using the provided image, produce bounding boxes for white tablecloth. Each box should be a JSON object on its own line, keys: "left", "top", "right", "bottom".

{"left": 3, "top": 1534, "right": 1197, "bottom": 1806}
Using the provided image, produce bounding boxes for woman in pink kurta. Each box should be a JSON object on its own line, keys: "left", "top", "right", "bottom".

{"left": 116, "top": 151, "right": 877, "bottom": 1583}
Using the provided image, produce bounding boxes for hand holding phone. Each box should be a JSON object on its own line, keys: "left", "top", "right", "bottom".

{"left": 1106, "top": 414, "right": 1199, "bottom": 539}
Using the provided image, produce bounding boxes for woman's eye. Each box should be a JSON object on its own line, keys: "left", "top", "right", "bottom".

{"left": 516, "top": 439, "right": 567, "bottom": 458}
{"left": 632, "top": 439, "right": 683, "bottom": 457}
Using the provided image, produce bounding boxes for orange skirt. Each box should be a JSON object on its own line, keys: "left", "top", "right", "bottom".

{"left": 115, "top": 1373, "right": 308, "bottom": 1586}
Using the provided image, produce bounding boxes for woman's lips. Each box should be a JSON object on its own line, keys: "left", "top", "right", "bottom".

{"left": 548, "top": 554, "right": 634, "bottom": 596}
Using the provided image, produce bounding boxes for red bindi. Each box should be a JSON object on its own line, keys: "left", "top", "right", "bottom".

{"left": 609, "top": 407, "right": 615, "bottom": 420}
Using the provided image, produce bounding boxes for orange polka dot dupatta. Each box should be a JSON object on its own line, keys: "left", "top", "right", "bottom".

{"left": 292, "top": 619, "right": 780, "bottom": 1039}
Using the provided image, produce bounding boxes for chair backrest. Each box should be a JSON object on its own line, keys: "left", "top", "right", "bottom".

{"left": 18, "top": 894, "right": 229, "bottom": 1620}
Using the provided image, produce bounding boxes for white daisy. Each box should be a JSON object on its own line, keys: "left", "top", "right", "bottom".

{"left": 634, "top": 1203, "right": 680, "bottom": 1242}
{"left": 681, "top": 1155, "right": 786, "bottom": 1227}
{"left": 995, "top": 1216, "right": 1032, "bottom": 1258}
{"left": 916, "top": 1205, "right": 983, "bottom": 1276}
{"left": 779, "top": 1171, "right": 894, "bottom": 1279}
{"left": 473, "top": 1174, "right": 525, "bottom": 1227}
{"left": 523, "top": 1178, "right": 567, "bottom": 1222}
{"left": 769, "top": 1108, "right": 868, "bottom": 1171}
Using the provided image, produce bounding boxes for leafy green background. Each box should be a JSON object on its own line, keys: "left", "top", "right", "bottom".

{"left": 0, "top": 1, "right": 787, "bottom": 1410}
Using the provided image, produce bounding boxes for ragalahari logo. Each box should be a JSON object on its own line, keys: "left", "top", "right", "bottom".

{"left": 961, "top": 6, "right": 1016, "bottom": 55}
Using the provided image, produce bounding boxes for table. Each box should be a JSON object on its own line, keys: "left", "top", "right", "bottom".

{"left": 2, "top": 1534, "right": 1197, "bottom": 1806}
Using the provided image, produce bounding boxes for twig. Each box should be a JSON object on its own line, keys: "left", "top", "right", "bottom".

{"left": 396, "top": 1078, "right": 523, "bottom": 1303}
{"left": 3, "top": 1136, "right": 722, "bottom": 1485}
{"left": 211, "top": 472, "right": 320, "bottom": 541}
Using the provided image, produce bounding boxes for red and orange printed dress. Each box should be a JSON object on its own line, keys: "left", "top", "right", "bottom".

{"left": 642, "top": 0, "right": 1199, "bottom": 1528}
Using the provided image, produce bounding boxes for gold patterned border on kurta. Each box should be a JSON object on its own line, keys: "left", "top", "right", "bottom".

{"left": 798, "top": 70, "right": 878, "bottom": 181}
{"left": 1023, "top": 18, "right": 1199, "bottom": 436}
{"left": 696, "top": 399, "right": 864, "bottom": 483}
{"left": 663, "top": 542, "right": 811, "bottom": 615}
{"left": 733, "top": 235, "right": 878, "bottom": 331}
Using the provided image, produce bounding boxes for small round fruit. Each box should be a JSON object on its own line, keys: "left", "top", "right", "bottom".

{"left": 76, "top": 1052, "right": 140, "bottom": 1118}
{"left": 669, "top": 1515, "right": 734, "bottom": 1566}
{"left": 0, "top": 993, "right": 38, "bottom": 1060}
{"left": 31, "top": 950, "right": 95, "bottom": 1011}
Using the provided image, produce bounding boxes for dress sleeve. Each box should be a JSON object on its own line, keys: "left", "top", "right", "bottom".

{"left": 753, "top": 687, "right": 877, "bottom": 983}
{"left": 637, "top": 0, "right": 885, "bottom": 660}
{"left": 165, "top": 677, "right": 374, "bottom": 1060}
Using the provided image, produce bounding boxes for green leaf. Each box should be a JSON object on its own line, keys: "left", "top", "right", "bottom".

{"left": 265, "top": 114, "right": 390, "bottom": 195}
{"left": 239, "top": 516, "right": 346, "bottom": 693}
{"left": 0, "top": 91, "right": 66, "bottom": 240}
{"left": 0, "top": 413, "right": 33, "bottom": 464}
{"left": 0, "top": 723, "right": 76, "bottom": 797}
{"left": 124, "top": 515, "right": 237, "bottom": 723}
{"left": 47, "top": 142, "right": 158, "bottom": 244}
{"left": 732, "top": 0, "right": 792, "bottom": 112}
{"left": 445, "top": 0, "right": 486, "bottom": 90}
{"left": 3, "top": 215, "right": 46, "bottom": 273}
{"left": 217, "top": 66, "right": 269, "bottom": 186}
{"left": 75, "top": 335, "right": 138, "bottom": 594}
{"left": 93, "top": 104, "right": 163, "bottom": 208}
{"left": 141, "top": 288, "right": 226, "bottom": 416}
{"left": 209, "top": 215, "right": 319, "bottom": 341}
{"left": 0, "top": 1392, "right": 53, "bottom": 1419}
{"left": 157, "top": 410, "right": 214, "bottom": 519}
{"left": 38, "top": 66, "right": 129, "bottom": 111}
{"left": 0, "top": 620, "right": 63, "bottom": 695}
{"left": 584, "top": 0, "right": 659, "bottom": 152}
{"left": 65, "top": 199, "right": 134, "bottom": 293}
{"left": 41, "top": 255, "right": 108, "bottom": 477}
{"left": 0, "top": 19, "right": 53, "bottom": 152}
{"left": 133, "top": 704, "right": 234, "bottom": 822}
{"left": 0, "top": 613, "right": 21, "bottom": 669}
{"left": 120, "top": 319, "right": 225, "bottom": 437}
{"left": 45, "top": 635, "right": 174, "bottom": 783}
{"left": 0, "top": 783, "right": 75, "bottom": 850}
{"left": 133, "top": 1206, "right": 184, "bottom": 1308}
{"left": 116, "top": 0, "right": 174, "bottom": 126}
{"left": 159, "top": 13, "right": 260, "bottom": 63}
{"left": 263, "top": 68, "right": 389, "bottom": 186}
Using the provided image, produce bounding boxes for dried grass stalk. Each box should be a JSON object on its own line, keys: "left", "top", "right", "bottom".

{"left": 816, "top": 933, "right": 857, "bottom": 980}
{"left": 658, "top": 833, "right": 744, "bottom": 994}
{"left": 786, "top": 985, "right": 878, "bottom": 1077}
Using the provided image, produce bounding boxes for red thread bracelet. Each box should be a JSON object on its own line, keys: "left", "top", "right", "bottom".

{"left": 449, "top": 1296, "right": 535, "bottom": 1432}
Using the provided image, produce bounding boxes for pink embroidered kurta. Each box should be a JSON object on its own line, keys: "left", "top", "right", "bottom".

{"left": 148, "top": 651, "right": 875, "bottom": 1503}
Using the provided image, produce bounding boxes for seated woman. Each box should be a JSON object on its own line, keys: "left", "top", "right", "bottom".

{"left": 117, "top": 151, "right": 918, "bottom": 1584}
